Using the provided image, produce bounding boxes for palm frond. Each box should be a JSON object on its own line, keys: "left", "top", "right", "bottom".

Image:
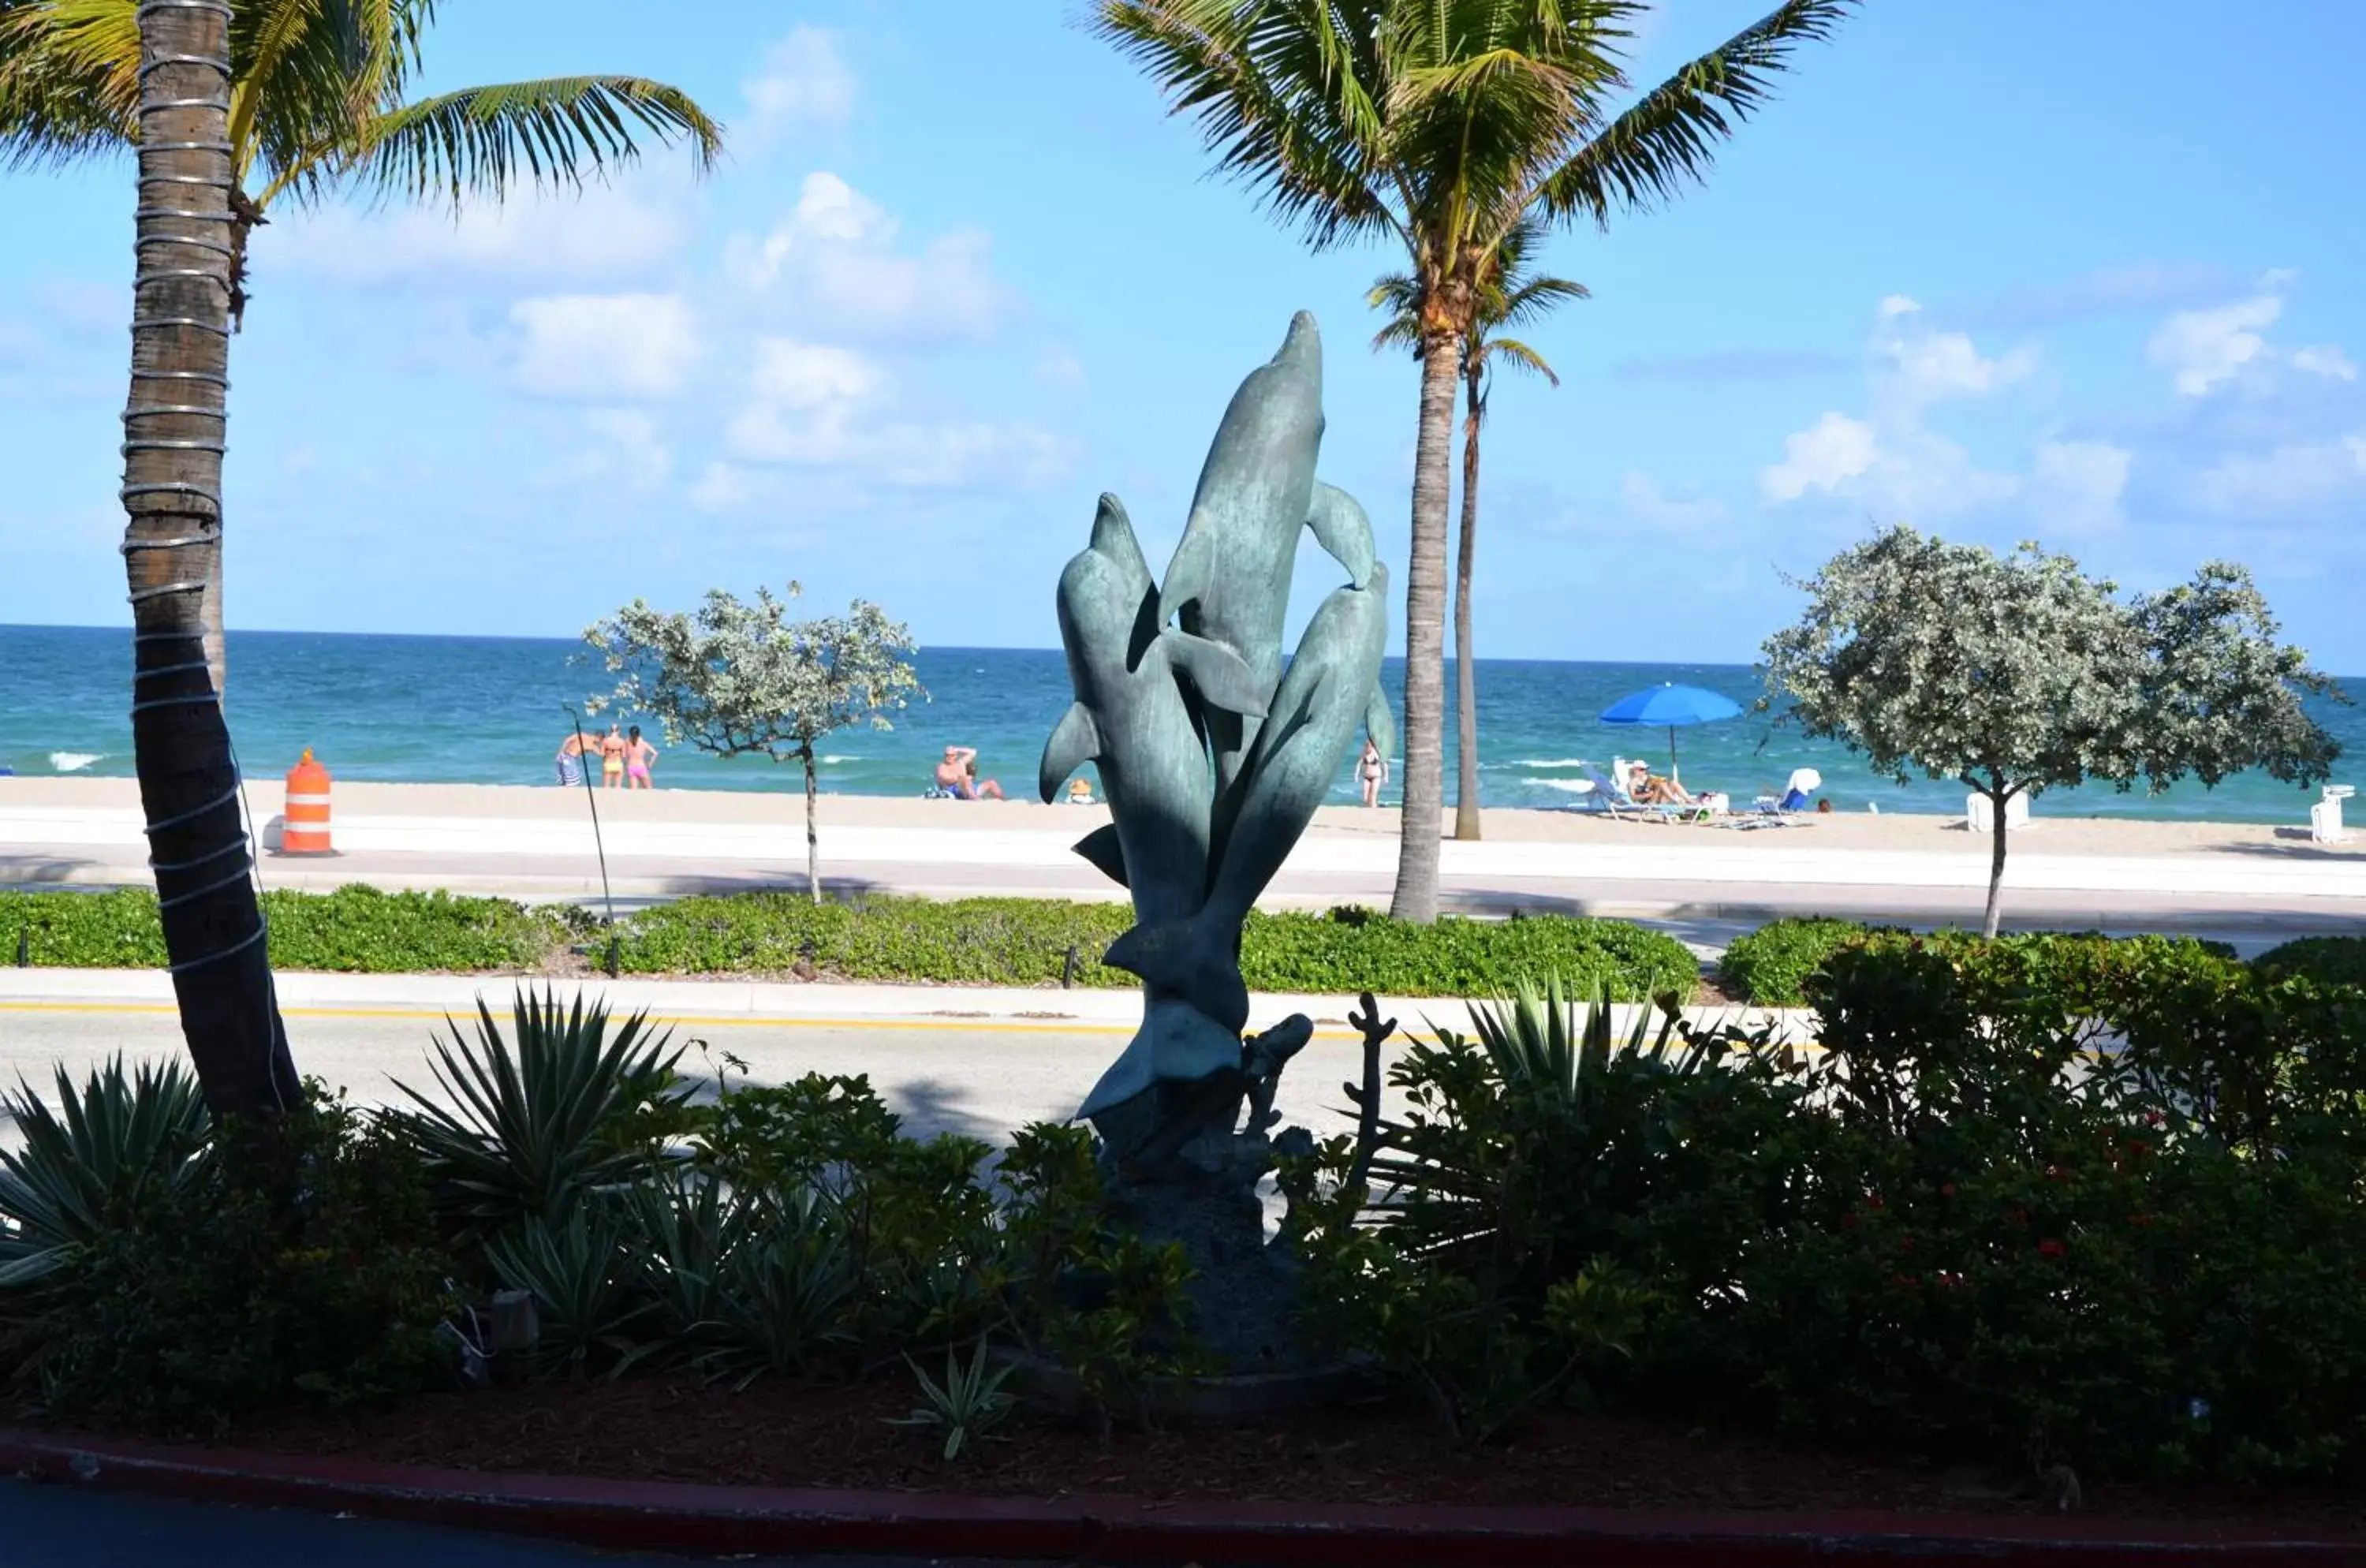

{"left": 1092, "top": 0, "right": 1396, "bottom": 250}
{"left": 0, "top": 0, "right": 138, "bottom": 169}
{"left": 1536, "top": 0, "right": 1855, "bottom": 225}
{"left": 1367, "top": 266, "right": 1425, "bottom": 354}
{"left": 1480, "top": 334, "right": 1560, "bottom": 386}
{"left": 343, "top": 73, "right": 721, "bottom": 209}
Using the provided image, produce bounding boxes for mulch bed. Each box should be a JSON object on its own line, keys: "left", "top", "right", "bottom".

{"left": 201, "top": 1374, "right": 2366, "bottom": 1529}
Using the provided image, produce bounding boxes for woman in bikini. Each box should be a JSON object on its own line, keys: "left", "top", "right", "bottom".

{"left": 626, "top": 726, "right": 657, "bottom": 790}
{"left": 1358, "top": 737, "right": 1387, "bottom": 808}
{"left": 599, "top": 723, "right": 629, "bottom": 790}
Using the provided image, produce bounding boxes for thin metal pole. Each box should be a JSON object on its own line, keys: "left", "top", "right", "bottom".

{"left": 565, "top": 706, "right": 620, "bottom": 977}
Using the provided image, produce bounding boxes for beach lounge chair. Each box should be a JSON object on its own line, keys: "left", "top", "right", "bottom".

{"left": 1733, "top": 767, "right": 1820, "bottom": 829}
{"left": 1600, "top": 757, "right": 1721, "bottom": 823}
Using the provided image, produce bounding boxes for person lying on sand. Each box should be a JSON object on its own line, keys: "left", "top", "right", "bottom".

{"left": 935, "top": 745, "right": 1005, "bottom": 801}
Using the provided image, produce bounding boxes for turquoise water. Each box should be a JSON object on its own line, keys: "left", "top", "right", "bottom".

{"left": 1, "top": 624, "right": 2357, "bottom": 822}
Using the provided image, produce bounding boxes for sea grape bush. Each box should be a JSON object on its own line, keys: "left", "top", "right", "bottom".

{"left": 1296, "top": 940, "right": 2366, "bottom": 1480}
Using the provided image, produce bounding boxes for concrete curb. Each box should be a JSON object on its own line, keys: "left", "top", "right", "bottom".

{"left": 1, "top": 1433, "right": 2356, "bottom": 1565}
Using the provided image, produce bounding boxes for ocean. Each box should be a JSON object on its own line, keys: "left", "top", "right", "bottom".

{"left": 2, "top": 624, "right": 2358, "bottom": 824}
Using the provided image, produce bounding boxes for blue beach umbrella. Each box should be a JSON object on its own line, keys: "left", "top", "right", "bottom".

{"left": 1599, "top": 682, "right": 1742, "bottom": 778}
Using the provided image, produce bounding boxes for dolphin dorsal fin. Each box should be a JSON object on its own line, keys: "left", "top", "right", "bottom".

{"left": 1306, "top": 482, "right": 1375, "bottom": 589}
{"left": 1157, "top": 507, "right": 1216, "bottom": 629}
{"left": 1364, "top": 683, "right": 1398, "bottom": 760}
{"left": 1070, "top": 823, "right": 1129, "bottom": 889}
{"left": 1038, "top": 703, "right": 1103, "bottom": 803}
{"left": 1165, "top": 630, "right": 1269, "bottom": 719}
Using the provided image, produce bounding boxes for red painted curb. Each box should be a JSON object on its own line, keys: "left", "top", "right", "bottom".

{"left": 2, "top": 1432, "right": 2362, "bottom": 1565}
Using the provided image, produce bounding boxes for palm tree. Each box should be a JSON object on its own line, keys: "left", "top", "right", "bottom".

{"left": 3, "top": 0, "right": 723, "bottom": 695}
{"left": 1093, "top": 0, "right": 1852, "bottom": 920}
{"left": 115, "top": 0, "right": 299, "bottom": 1118}
{"left": 1371, "top": 219, "right": 1584, "bottom": 841}
{"left": 6, "top": 1, "right": 718, "bottom": 1119}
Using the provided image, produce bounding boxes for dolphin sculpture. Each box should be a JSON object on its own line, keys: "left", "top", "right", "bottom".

{"left": 1039, "top": 493, "right": 1266, "bottom": 921}
{"left": 1157, "top": 312, "right": 1377, "bottom": 796}
{"left": 1103, "top": 562, "right": 1393, "bottom": 1035}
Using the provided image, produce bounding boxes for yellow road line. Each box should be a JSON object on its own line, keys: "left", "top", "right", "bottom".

{"left": 0, "top": 999, "right": 1396, "bottom": 1040}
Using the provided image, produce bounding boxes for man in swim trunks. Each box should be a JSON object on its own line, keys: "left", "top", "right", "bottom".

{"left": 556, "top": 730, "right": 588, "bottom": 787}
{"left": 935, "top": 745, "right": 1005, "bottom": 800}
{"left": 626, "top": 726, "right": 657, "bottom": 790}
{"left": 599, "top": 724, "right": 629, "bottom": 789}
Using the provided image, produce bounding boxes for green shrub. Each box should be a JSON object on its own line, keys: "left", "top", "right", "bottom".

{"left": 1716, "top": 917, "right": 1870, "bottom": 1004}
{"left": 1296, "top": 937, "right": 2366, "bottom": 1480}
{"left": 2253, "top": 935, "right": 2366, "bottom": 993}
{"left": 0, "top": 886, "right": 570, "bottom": 973}
{"left": 11, "top": 1087, "right": 456, "bottom": 1430}
{"left": 0, "top": 887, "right": 1695, "bottom": 999}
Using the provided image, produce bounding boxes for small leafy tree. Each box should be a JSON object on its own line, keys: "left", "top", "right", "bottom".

{"left": 1762, "top": 525, "right": 2344, "bottom": 937}
{"left": 585, "top": 585, "right": 923, "bottom": 903}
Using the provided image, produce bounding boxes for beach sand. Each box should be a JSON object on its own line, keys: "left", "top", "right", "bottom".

{"left": 4, "top": 775, "right": 2358, "bottom": 867}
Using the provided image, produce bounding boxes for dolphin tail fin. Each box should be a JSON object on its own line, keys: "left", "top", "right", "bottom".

{"left": 1364, "top": 683, "right": 1398, "bottom": 760}
{"left": 1039, "top": 702, "right": 1103, "bottom": 803}
{"left": 1158, "top": 510, "right": 1215, "bottom": 629}
{"left": 1164, "top": 630, "right": 1268, "bottom": 718}
{"left": 1306, "top": 481, "right": 1375, "bottom": 589}
{"left": 1103, "top": 914, "right": 1250, "bottom": 1034}
{"left": 1072, "top": 823, "right": 1128, "bottom": 888}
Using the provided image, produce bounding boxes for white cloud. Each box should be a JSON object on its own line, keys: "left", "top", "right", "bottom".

{"left": 689, "top": 461, "right": 760, "bottom": 514}
{"left": 1034, "top": 346, "right": 1088, "bottom": 392}
{"left": 2195, "top": 432, "right": 2366, "bottom": 515}
{"left": 274, "top": 182, "right": 690, "bottom": 285}
{"left": 2295, "top": 345, "right": 2360, "bottom": 383}
{"left": 2028, "top": 439, "right": 2131, "bottom": 532}
{"left": 725, "top": 172, "right": 1009, "bottom": 343}
{"left": 569, "top": 409, "right": 674, "bottom": 491}
{"left": 1619, "top": 471, "right": 1726, "bottom": 532}
{"left": 743, "top": 26, "right": 856, "bottom": 140}
{"left": 1872, "top": 295, "right": 2036, "bottom": 402}
{"left": 2148, "top": 291, "right": 2282, "bottom": 396}
{"left": 724, "top": 335, "right": 1071, "bottom": 489}
{"left": 510, "top": 293, "right": 697, "bottom": 399}
{"left": 1760, "top": 412, "right": 1877, "bottom": 502}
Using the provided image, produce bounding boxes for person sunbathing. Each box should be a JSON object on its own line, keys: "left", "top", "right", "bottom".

{"left": 1628, "top": 761, "right": 1695, "bottom": 806}
{"left": 935, "top": 745, "right": 1006, "bottom": 801}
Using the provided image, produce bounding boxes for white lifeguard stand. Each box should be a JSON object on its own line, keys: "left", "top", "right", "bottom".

{"left": 1965, "top": 792, "right": 2032, "bottom": 834}
{"left": 2312, "top": 785, "right": 2355, "bottom": 845}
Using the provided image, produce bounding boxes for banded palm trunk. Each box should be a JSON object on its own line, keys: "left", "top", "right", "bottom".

{"left": 125, "top": 0, "right": 300, "bottom": 1118}
{"left": 1388, "top": 323, "right": 1463, "bottom": 924}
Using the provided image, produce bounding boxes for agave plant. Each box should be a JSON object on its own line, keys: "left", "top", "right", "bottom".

{"left": 696, "top": 1187, "right": 858, "bottom": 1389}
{"left": 622, "top": 1168, "right": 754, "bottom": 1351}
{"left": 483, "top": 1208, "right": 652, "bottom": 1377}
{"left": 391, "top": 987, "right": 690, "bottom": 1236}
{"left": 0, "top": 1057, "right": 210, "bottom": 1290}
{"left": 1461, "top": 975, "right": 1721, "bottom": 1112}
{"left": 888, "top": 1335, "right": 1017, "bottom": 1461}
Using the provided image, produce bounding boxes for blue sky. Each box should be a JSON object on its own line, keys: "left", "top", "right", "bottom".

{"left": 4, "top": 1, "right": 2363, "bottom": 670}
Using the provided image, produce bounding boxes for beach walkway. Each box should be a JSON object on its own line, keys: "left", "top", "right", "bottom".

{"left": 4, "top": 778, "right": 2362, "bottom": 938}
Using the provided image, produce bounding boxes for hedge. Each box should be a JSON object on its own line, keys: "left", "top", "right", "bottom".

{"left": 1718, "top": 917, "right": 2248, "bottom": 1007}
{"left": 0, "top": 887, "right": 1700, "bottom": 1001}
{"left": 2252, "top": 935, "right": 2366, "bottom": 993}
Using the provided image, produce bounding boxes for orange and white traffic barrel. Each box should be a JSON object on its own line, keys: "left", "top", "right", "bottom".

{"left": 282, "top": 749, "right": 334, "bottom": 855}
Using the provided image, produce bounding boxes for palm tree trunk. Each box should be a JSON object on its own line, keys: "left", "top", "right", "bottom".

{"left": 125, "top": 0, "right": 300, "bottom": 1119}
{"left": 1451, "top": 363, "right": 1483, "bottom": 842}
{"left": 1389, "top": 330, "right": 1463, "bottom": 923}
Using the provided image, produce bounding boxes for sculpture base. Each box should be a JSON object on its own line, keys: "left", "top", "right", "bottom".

{"left": 1107, "top": 1169, "right": 1308, "bottom": 1374}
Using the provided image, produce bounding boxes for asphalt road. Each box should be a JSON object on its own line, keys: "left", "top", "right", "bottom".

{"left": 0, "top": 1478, "right": 1028, "bottom": 1567}
{"left": 0, "top": 1002, "right": 1400, "bottom": 1148}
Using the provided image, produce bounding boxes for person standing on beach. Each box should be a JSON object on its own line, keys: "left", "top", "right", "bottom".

{"left": 1358, "top": 737, "right": 1387, "bottom": 808}
{"left": 555, "top": 730, "right": 588, "bottom": 787}
{"left": 599, "top": 723, "right": 629, "bottom": 789}
{"left": 626, "top": 726, "right": 657, "bottom": 790}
